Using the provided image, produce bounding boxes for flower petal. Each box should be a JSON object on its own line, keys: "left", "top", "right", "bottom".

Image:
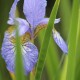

{"left": 7, "top": 0, "right": 20, "bottom": 25}
{"left": 34, "top": 18, "right": 60, "bottom": 38}
{"left": 22, "top": 42, "right": 38, "bottom": 74}
{"left": 23, "top": 0, "right": 47, "bottom": 27}
{"left": 15, "top": 18, "right": 31, "bottom": 36}
{"left": 34, "top": 23, "right": 47, "bottom": 38}
{"left": 1, "top": 32, "right": 15, "bottom": 72}
{"left": 38, "top": 18, "right": 60, "bottom": 25}
{"left": 10, "top": 18, "right": 31, "bottom": 37}
{"left": 1, "top": 31, "right": 38, "bottom": 74}
{"left": 52, "top": 29, "right": 68, "bottom": 53}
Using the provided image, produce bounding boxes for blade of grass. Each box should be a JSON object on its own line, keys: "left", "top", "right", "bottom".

{"left": 60, "top": 0, "right": 71, "bottom": 38}
{"left": 38, "top": 29, "right": 59, "bottom": 80}
{"left": 60, "top": 56, "right": 68, "bottom": 80}
{"left": 46, "top": 38, "right": 59, "bottom": 80}
{"left": 15, "top": 23, "right": 25, "bottom": 80}
{"left": 66, "top": 0, "right": 79, "bottom": 80}
{"left": 59, "top": 0, "right": 70, "bottom": 80}
{"left": 35, "top": 0, "right": 60, "bottom": 80}
{"left": 75, "top": 6, "right": 80, "bottom": 80}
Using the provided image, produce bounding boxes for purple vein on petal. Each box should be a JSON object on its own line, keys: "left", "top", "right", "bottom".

{"left": 1, "top": 31, "right": 38, "bottom": 74}
{"left": 21, "top": 42, "right": 38, "bottom": 74}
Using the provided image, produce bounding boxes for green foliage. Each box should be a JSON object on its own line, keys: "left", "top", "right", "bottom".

{"left": 0, "top": 1, "right": 13, "bottom": 80}
{"left": 0, "top": 0, "right": 80, "bottom": 80}
{"left": 67, "top": 0, "right": 79, "bottom": 80}
{"left": 15, "top": 23, "right": 25, "bottom": 80}
{"left": 35, "top": 0, "right": 60, "bottom": 80}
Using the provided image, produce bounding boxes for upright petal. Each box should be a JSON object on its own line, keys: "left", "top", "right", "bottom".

{"left": 1, "top": 30, "right": 38, "bottom": 74}
{"left": 7, "top": 0, "right": 20, "bottom": 25}
{"left": 52, "top": 29, "right": 68, "bottom": 53}
{"left": 23, "top": 0, "right": 47, "bottom": 27}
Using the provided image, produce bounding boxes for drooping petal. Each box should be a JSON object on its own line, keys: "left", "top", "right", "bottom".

{"left": 7, "top": 0, "right": 20, "bottom": 25}
{"left": 38, "top": 18, "right": 60, "bottom": 25}
{"left": 52, "top": 29, "right": 68, "bottom": 53}
{"left": 22, "top": 42, "right": 38, "bottom": 74}
{"left": 1, "top": 31, "right": 38, "bottom": 74}
{"left": 1, "top": 32, "right": 15, "bottom": 72}
{"left": 23, "top": 0, "right": 47, "bottom": 27}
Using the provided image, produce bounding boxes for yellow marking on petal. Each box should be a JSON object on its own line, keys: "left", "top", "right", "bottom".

{"left": 52, "top": 28, "right": 58, "bottom": 35}
{"left": 10, "top": 32, "right": 31, "bottom": 44}
{"left": 6, "top": 26, "right": 15, "bottom": 34}
{"left": 9, "top": 72, "right": 16, "bottom": 80}
{"left": 21, "top": 32, "right": 31, "bottom": 44}
{"left": 10, "top": 36, "right": 16, "bottom": 44}
{"left": 34, "top": 24, "right": 47, "bottom": 38}
{"left": 30, "top": 68, "right": 36, "bottom": 80}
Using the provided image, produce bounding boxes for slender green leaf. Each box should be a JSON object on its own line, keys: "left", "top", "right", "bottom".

{"left": 60, "top": 0, "right": 71, "bottom": 39}
{"left": 38, "top": 29, "right": 59, "bottom": 80}
{"left": 35, "top": 0, "right": 60, "bottom": 80}
{"left": 67, "top": 0, "right": 79, "bottom": 80}
{"left": 59, "top": 0, "right": 70, "bottom": 80}
{"left": 46, "top": 38, "right": 59, "bottom": 80}
{"left": 75, "top": 7, "right": 80, "bottom": 80}
{"left": 60, "top": 56, "right": 68, "bottom": 80}
{"left": 15, "top": 23, "right": 25, "bottom": 80}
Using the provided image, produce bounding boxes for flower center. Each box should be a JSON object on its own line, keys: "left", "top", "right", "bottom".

{"left": 6, "top": 26, "right": 31, "bottom": 44}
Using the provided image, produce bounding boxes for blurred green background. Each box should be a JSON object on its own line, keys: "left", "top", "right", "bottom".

{"left": 0, "top": 0, "right": 80, "bottom": 80}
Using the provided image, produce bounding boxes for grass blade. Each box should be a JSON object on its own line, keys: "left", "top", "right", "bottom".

{"left": 15, "top": 23, "right": 25, "bottom": 80}
{"left": 38, "top": 29, "right": 59, "bottom": 80}
{"left": 75, "top": 6, "right": 80, "bottom": 80}
{"left": 60, "top": 56, "right": 68, "bottom": 80}
{"left": 67, "top": 0, "right": 79, "bottom": 80}
{"left": 60, "top": 0, "right": 71, "bottom": 38}
{"left": 35, "top": 0, "right": 60, "bottom": 80}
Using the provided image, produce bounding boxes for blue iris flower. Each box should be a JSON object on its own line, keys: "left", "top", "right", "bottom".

{"left": 1, "top": 0, "right": 68, "bottom": 74}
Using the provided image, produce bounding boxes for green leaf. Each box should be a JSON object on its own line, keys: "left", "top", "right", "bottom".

{"left": 15, "top": 23, "right": 25, "bottom": 80}
{"left": 60, "top": 0, "right": 71, "bottom": 38}
{"left": 60, "top": 56, "right": 68, "bottom": 80}
{"left": 67, "top": 0, "right": 79, "bottom": 80}
{"left": 35, "top": 0, "right": 60, "bottom": 80}
{"left": 38, "top": 29, "right": 59, "bottom": 80}
{"left": 75, "top": 7, "right": 80, "bottom": 80}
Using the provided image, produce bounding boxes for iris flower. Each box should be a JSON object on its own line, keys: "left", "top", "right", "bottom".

{"left": 1, "top": 0, "right": 68, "bottom": 74}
